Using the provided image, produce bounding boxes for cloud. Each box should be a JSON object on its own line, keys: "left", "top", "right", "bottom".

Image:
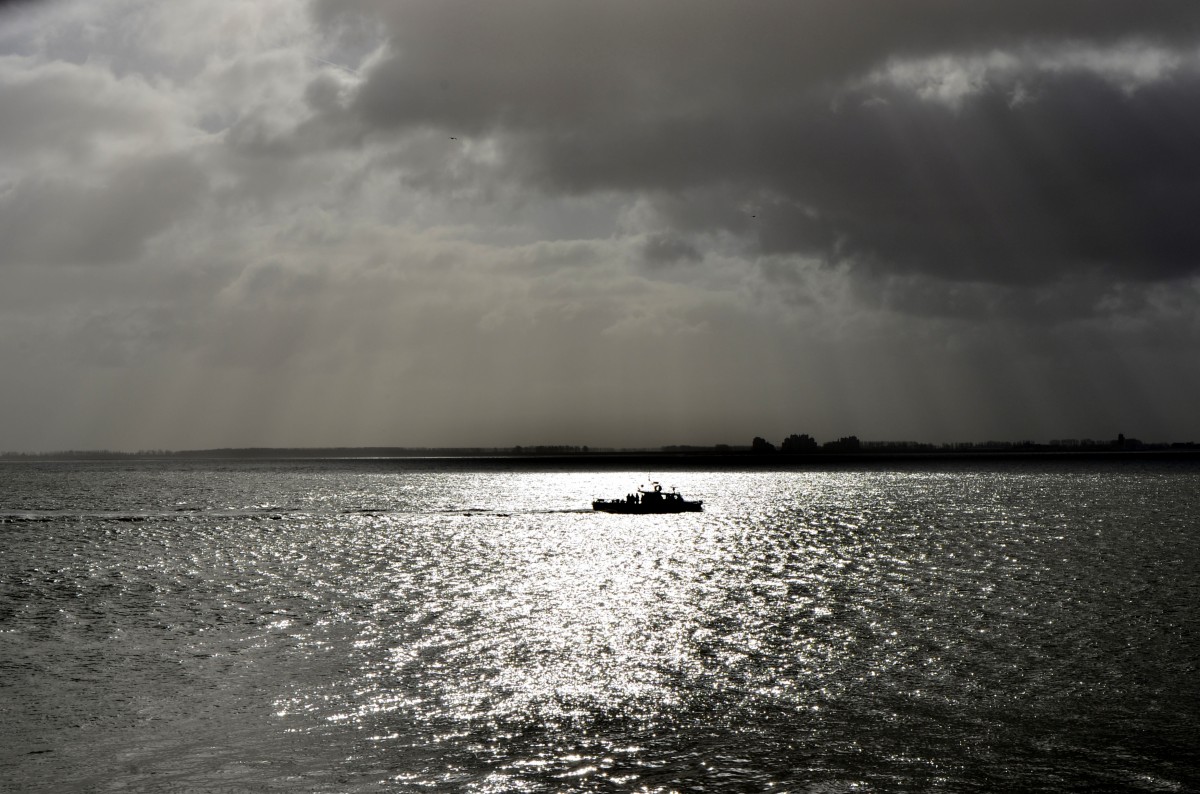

{"left": 313, "top": 0, "right": 1200, "bottom": 290}
{"left": 0, "top": 153, "right": 207, "bottom": 266}
{"left": 0, "top": 57, "right": 175, "bottom": 166}
{"left": 2, "top": 0, "right": 1200, "bottom": 450}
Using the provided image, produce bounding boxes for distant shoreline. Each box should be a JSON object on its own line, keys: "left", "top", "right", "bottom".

{"left": 3, "top": 448, "right": 1199, "bottom": 468}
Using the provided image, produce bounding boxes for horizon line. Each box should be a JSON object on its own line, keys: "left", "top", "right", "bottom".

{"left": 2, "top": 437, "right": 1198, "bottom": 459}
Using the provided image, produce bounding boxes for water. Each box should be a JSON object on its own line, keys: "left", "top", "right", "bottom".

{"left": 2, "top": 458, "right": 1198, "bottom": 792}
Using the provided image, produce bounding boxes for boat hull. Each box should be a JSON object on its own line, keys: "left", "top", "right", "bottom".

{"left": 592, "top": 500, "right": 703, "bottom": 513}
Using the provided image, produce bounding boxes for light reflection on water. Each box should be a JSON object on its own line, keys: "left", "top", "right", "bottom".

{"left": 2, "top": 462, "right": 1198, "bottom": 792}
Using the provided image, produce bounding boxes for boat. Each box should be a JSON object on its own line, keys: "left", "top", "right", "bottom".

{"left": 592, "top": 482, "right": 703, "bottom": 513}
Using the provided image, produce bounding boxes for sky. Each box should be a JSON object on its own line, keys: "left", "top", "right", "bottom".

{"left": 2, "top": 0, "right": 1200, "bottom": 451}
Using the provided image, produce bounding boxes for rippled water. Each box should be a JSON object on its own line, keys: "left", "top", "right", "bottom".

{"left": 2, "top": 459, "right": 1198, "bottom": 792}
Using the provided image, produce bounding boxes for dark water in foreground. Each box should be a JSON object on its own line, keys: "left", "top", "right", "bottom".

{"left": 2, "top": 459, "right": 1198, "bottom": 792}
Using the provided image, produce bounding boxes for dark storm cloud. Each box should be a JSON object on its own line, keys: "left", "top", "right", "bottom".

{"left": 327, "top": 0, "right": 1200, "bottom": 132}
{"left": 751, "top": 74, "right": 1200, "bottom": 284}
{"left": 318, "top": 0, "right": 1200, "bottom": 286}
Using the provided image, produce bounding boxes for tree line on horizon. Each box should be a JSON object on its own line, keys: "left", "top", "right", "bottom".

{"left": 744, "top": 432, "right": 1200, "bottom": 454}
{"left": 3, "top": 434, "right": 1199, "bottom": 460}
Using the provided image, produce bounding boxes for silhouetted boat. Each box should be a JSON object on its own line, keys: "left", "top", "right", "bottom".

{"left": 592, "top": 482, "right": 703, "bottom": 513}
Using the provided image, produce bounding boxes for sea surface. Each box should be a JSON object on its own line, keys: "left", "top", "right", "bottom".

{"left": 2, "top": 458, "right": 1198, "bottom": 793}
